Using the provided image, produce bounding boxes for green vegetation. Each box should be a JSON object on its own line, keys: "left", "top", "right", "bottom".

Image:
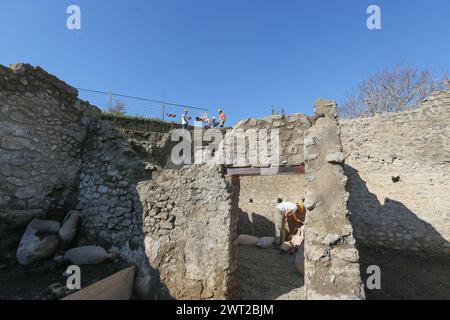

{"left": 101, "top": 112, "right": 170, "bottom": 125}
{"left": 101, "top": 112, "right": 182, "bottom": 133}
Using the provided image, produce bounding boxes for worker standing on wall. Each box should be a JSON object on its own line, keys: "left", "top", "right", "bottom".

{"left": 218, "top": 108, "right": 226, "bottom": 128}
{"left": 181, "top": 109, "right": 189, "bottom": 130}
{"left": 274, "top": 197, "right": 306, "bottom": 245}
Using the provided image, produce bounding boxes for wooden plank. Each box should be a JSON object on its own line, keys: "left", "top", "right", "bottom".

{"left": 62, "top": 266, "right": 135, "bottom": 300}
{"left": 226, "top": 165, "right": 305, "bottom": 177}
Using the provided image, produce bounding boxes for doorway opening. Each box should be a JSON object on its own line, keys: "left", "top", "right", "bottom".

{"left": 228, "top": 166, "right": 306, "bottom": 300}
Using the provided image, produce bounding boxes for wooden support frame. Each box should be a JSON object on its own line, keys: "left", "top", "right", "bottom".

{"left": 62, "top": 266, "right": 135, "bottom": 300}
{"left": 226, "top": 165, "right": 305, "bottom": 177}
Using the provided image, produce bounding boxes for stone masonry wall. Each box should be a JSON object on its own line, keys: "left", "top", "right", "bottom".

{"left": 0, "top": 64, "right": 154, "bottom": 298}
{"left": 137, "top": 165, "right": 237, "bottom": 299}
{"left": 75, "top": 118, "right": 156, "bottom": 298}
{"left": 0, "top": 63, "right": 237, "bottom": 299}
{"left": 225, "top": 114, "right": 311, "bottom": 167}
{"left": 0, "top": 64, "right": 98, "bottom": 236}
{"left": 303, "top": 100, "right": 365, "bottom": 300}
{"left": 340, "top": 91, "right": 450, "bottom": 255}
{"left": 238, "top": 175, "right": 305, "bottom": 237}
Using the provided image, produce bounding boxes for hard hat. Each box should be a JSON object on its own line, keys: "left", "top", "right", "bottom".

{"left": 212, "top": 117, "right": 216, "bottom": 120}
{"left": 218, "top": 108, "right": 222, "bottom": 112}
{"left": 184, "top": 109, "right": 188, "bottom": 113}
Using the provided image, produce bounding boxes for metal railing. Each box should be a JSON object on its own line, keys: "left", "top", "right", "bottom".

{"left": 77, "top": 88, "right": 209, "bottom": 122}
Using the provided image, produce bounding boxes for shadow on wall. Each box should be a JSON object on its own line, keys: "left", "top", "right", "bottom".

{"left": 344, "top": 165, "right": 450, "bottom": 300}
{"left": 237, "top": 208, "right": 276, "bottom": 238}
{"left": 129, "top": 185, "right": 173, "bottom": 300}
{"left": 72, "top": 120, "right": 173, "bottom": 300}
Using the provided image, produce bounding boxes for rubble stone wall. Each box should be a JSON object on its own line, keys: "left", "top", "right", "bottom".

{"left": 340, "top": 91, "right": 450, "bottom": 255}
{"left": 303, "top": 100, "right": 365, "bottom": 300}
{"left": 4, "top": 63, "right": 448, "bottom": 301}
{"left": 137, "top": 165, "right": 237, "bottom": 299}
{"left": 75, "top": 118, "right": 157, "bottom": 298}
{"left": 0, "top": 64, "right": 236, "bottom": 300}
{"left": 226, "top": 114, "right": 311, "bottom": 167}
{"left": 0, "top": 64, "right": 98, "bottom": 236}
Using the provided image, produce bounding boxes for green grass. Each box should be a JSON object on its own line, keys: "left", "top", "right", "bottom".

{"left": 101, "top": 112, "right": 171, "bottom": 124}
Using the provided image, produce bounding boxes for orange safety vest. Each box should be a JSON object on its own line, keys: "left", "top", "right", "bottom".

{"left": 219, "top": 112, "right": 226, "bottom": 120}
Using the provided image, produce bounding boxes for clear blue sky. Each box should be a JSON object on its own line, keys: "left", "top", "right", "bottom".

{"left": 1, "top": 0, "right": 449, "bottom": 124}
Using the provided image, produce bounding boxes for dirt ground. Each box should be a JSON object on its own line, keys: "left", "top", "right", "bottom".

{"left": 236, "top": 244, "right": 450, "bottom": 300}
{"left": 236, "top": 245, "right": 305, "bottom": 300}
{"left": 359, "top": 247, "right": 450, "bottom": 300}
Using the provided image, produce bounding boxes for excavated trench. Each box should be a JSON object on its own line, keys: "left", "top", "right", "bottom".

{"left": 233, "top": 175, "right": 306, "bottom": 300}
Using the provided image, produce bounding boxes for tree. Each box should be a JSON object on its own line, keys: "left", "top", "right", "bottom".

{"left": 108, "top": 101, "right": 126, "bottom": 115}
{"left": 339, "top": 65, "right": 449, "bottom": 118}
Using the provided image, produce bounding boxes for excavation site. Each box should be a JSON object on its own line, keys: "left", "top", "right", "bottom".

{"left": 1, "top": 64, "right": 449, "bottom": 300}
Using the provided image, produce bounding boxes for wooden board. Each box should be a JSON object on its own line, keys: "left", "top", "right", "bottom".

{"left": 226, "top": 165, "right": 305, "bottom": 177}
{"left": 62, "top": 266, "right": 135, "bottom": 300}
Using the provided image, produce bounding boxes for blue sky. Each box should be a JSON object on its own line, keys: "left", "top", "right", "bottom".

{"left": 1, "top": 0, "right": 449, "bottom": 124}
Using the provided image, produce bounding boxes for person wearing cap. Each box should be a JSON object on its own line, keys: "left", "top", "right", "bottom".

{"left": 218, "top": 109, "right": 226, "bottom": 128}
{"left": 274, "top": 197, "right": 306, "bottom": 245}
{"left": 181, "top": 109, "right": 189, "bottom": 130}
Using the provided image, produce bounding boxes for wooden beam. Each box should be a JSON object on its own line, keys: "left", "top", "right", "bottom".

{"left": 62, "top": 266, "right": 135, "bottom": 300}
{"left": 226, "top": 165, "right": 305, "bottom": 177}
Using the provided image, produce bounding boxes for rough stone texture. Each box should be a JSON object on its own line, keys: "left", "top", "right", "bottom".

{"left": 75, "top": 117, "right": 159, "bottom": 298}
{"left": 224, "top": 114, "right": 311, "bottom": 167}
{"left": 124, "top": 129, "right": 189, "bottom": 169}
{"left": 340, "top": 91, "right": 450, "bottom": 255}
{"left": 238, "top": 175, "right": 305, "bottom": 237}
{"left": 76, "top": 107, "right": 238, "bottom": 300}
{"left": 4, "top": 63, "right": 448, "bottom": 300}
{"left": 0, "top": 64, "right": 98, "bottom": 236}
{"left": 0, "top": 63, "right": 239, "bottom": 300}
{"left": 303, "top": 100, "right": 365, "bottom": 300}
{"left": 137, "top": 165, "right": 237, "bottom": 299}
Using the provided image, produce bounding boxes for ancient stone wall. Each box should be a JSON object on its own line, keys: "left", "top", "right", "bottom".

{"left": 340, "top": 91, "right": 450, "bottom": 255}
{"left": 0, "top": 64, "right": 98, "bottom": 236}
{"left": 238, "top": 175, "right": 305, "bottom": 237}
{"left": 8, "top": 63, "right": 448, "bottom": 300}
{"left": 75, "top": 117, "right": 157, "bottom": 298}
{"left": 303, "top": 100, "right": 365, "bottom": 300}
{"left": 225, "top": 114, "right": 311, "bottom": 167}
{"left": 137, "top": 165, "right": 237, "bottom": 299}
{"left": 0, "top": 64, "right": 236, "bottom": 300}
